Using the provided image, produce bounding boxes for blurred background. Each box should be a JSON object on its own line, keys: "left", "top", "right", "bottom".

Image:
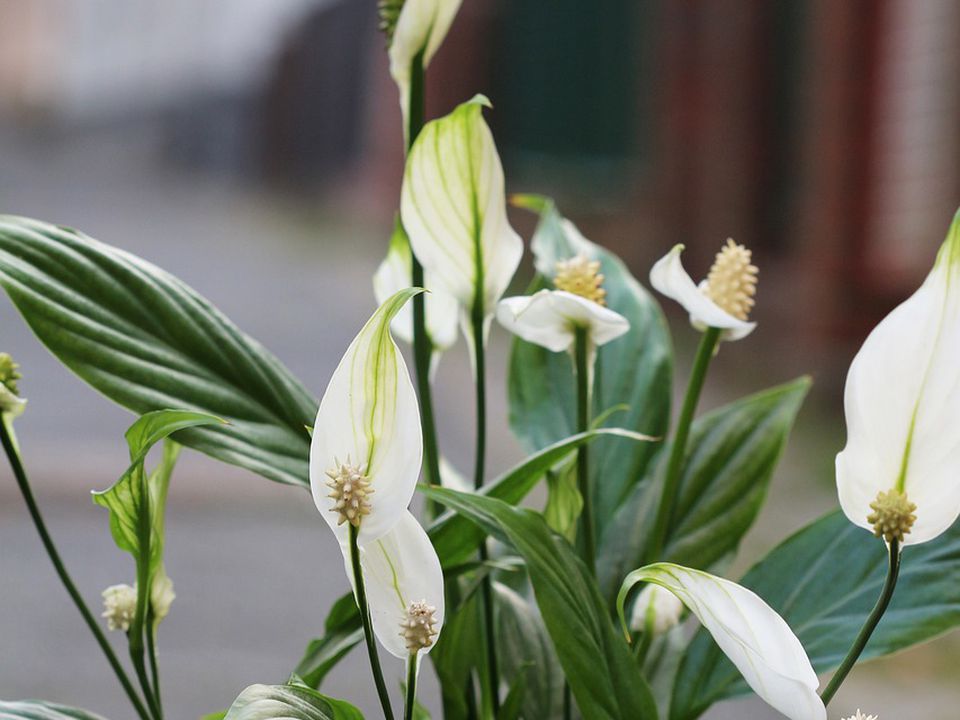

{"left": 1, "top": 1, "right": 959, "bottom": 718}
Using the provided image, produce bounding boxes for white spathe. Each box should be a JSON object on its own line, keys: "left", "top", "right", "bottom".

{"left": 401, "top": 95, "right": 523, "bottom": 343}
{"left": 649, "top": 244, "right": 755, "bottom": 341}
{"left": 389, "top": 0, "right": 463, "bottom": 141}
{"left": 342, "top": 510, "right": 445, "bottom": 661}
{"left": 620, "top": 564, "right": 825, "bottom": 720}
{"left": 837, "top": 209, "right": 960, "bottom": 545}
{"left": 310, "top": 289, "right": 423, "bottom": 545}
{"left": 496, "top": 289, "right": 629, "bottom": 354}
{"left": 372, "top": 221, "right": 458, "bottom": 356}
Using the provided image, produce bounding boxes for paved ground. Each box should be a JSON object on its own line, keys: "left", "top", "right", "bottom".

{"left": 1, "top": 124, "right": 958, "bottom": 719}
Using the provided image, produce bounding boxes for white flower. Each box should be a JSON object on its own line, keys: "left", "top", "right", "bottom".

{"left": 843, "top": 711, "right": 878, "bottom": 720}
{"left": 628, "top": 583, "right": 683, "bottom": 636}
{"left": 310, "top": 289, "right": 423, "bottom": 545}
{"left": 837, "top": 210, "right": 960, "bottom": 545}
{"left": 619, "top": 563, "right": 825, "bottom": 720}
{"left": 649, "top": 240, "right": 757, "bottom": 341}
{"left": 342, "top": 510, "right": 444, "bottom": 662}
{"left": 401, "top": 95, "right": 523, "bottom": 344}
{"left": 372, "top": 220, "right": 458, "bottom": 363}
{"left": 102, "top": 584, "right": 137, "bottom": 632}
{"left": 496, "top": 289, "right": 629, "bottom": 355}
{"left": 386, "top": 0, "right": 463, "bottom": 142}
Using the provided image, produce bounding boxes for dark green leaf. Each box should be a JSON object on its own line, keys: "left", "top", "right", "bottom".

{"left": 430, "top": 592, "right": 483, "bottom": 720}
{"left": 0, "top": 216, "right": 317, "bottom": 488}
{"left": 598, "top": 378, "right": 810, "bottom": 601}
{"left": 428, "top": 428, "right": 652, "bottom": 569}
{"left": 671, "top": 511, "right": 960, "bottom": 720}
{"left": 294, "top": 593, "right": 364, "bottom": 689}
{"left": 507, "top": 197, "right": 672, "bottom": 534}
{"left": 494, "top": 583, "right": 564, "bottom": 720}
{"left": 423, "top": 487, "right": 659, "bottom": 720}
{"left": 0, "top": 701, "right": 107, "bottom": 720}
{"left": 223, "top": 684, "right": 362, "bottom": 720}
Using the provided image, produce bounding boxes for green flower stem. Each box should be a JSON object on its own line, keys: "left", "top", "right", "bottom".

{"left": 471, "top": 301, "right": 500, "bottom": 715}
{"left": 405, "top": 49, "right": 443, "bottom": 518}
{"left": 146, "top": 611, "right": 163, "bottom": 719}
{"left": 404, "top": 653, "right": 418, "bottom": 720}
{"left": 820, "top": 539, "right": 902, "bottom": 706}
{"left": 0, "top": 417, "right": 152, "bottom": 720}
{"left": 129, "top": 472, "right": 162, "bottom": 720}
{"left": 647, "top": 326, "right": 721, "bottom": 563}
{"left": 349, "top": 524, "right": 395, "bottom": 720}
{"left": 574, "top": 327, "right": 596, "bottom": 575}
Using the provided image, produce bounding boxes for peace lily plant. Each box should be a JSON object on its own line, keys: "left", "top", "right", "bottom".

{"left": 1, "top": 4, "right": 960, "bottom": 720}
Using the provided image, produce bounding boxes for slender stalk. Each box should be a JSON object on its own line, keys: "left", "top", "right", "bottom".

{"left": 647, "top": 327, "right": 721, "bottom": 562}
{"left": 349, "top": 524, "right": 395, "bottom": 720}
{"left": 0, "top": 418, "right": 152, "bottom": 720}
{"left": 574, "top": 328, "right": 596, "bottom": 575}
{"left": 404, "top": 49, "right": 443, "bottom": 517}
{"left": 471, "top": 300, "right": 500, "bottom": 715}
{"left": 820, "top": 539, "right": 902, "bottom": 706}
{"left": 129, "top": 469, "right": 162, "bottom": 720}
{"left": 404, "top": 653, "right": 419, "bottom": 720}
{"left": 146, "top": 613, "right": 163, "bottom": 719}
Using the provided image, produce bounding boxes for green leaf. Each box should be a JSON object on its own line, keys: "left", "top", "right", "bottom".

{"left": 670, "top": 511, "right": 960, "bottom": 720}
{"left": 0, "top": 701, "right": 107, "bottom": 720}
{"left": 428, "top": 427, "right": 652, "bottom": 569}
{"left": 430, "top": 591, "right": 482, "bottom": 720}
{"left": 0, "top": 216, "right": 317, "bottom": 488}
{"left": 223, "top": 684, "right": 363, "bottom": 720}
{"left": 598, "top": 378, "right": 811, "bottom": 601}
{"left": 294, "top": 593, "right": 364, "bottom": 689}
{"left": 494, "top": 583, "right": 564, "bottom": 720}
{"left": 423, "top": 487, "right": 659, "bottom": 720}
{"left": 507, "top": 197, "right": 672, "bottom": 537}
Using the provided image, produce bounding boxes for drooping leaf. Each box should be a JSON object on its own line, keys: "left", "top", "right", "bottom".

{"left": 507, "top": 196, "right": 672, "bottom": 536}
{"left": 0, "top": 701, "right": 107, "bottom": 720}
{"left": 428, "top": 427, "right": 652, "bottom": 569}
{"left": 223, "top": 683, "right": 362, "bottom": 720}
{"left": 423, "top": 487, "right": 659, "bottom": 720}
{"left": 670, "top": 510, "right": 960, "bottom": 720}
{"left": 0, "top": 216, "right": 317, "bottom": 488}
{"left": 294, "top": 593, "right": 364, "bottom": 689}
{"left": 598, "top": 378, "right": 810, "bottom": 601}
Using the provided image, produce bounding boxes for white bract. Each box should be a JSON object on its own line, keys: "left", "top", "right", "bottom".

{"left": 618, "top": 563, "right": 825, "bottom": 720}
{"left": 496, "top": 289, "right": 628, "bottom": 357}
{"left": 372, "top": 220, "right": 459, "bottom": 363}
{"left": 650, "top": 242, "right": 757, "bottom": 341}
{"left": 401, "top": 95, "right": 523, "bottom": 344}
{"left": 310, "top": 289, "right": 423, "bottom": 545}
{"left": 388, "top": 0, "right": 463, "bottom": 142}
{"left": 341, "top": 510, "right": 444, "bottom": 662}
{"left": 837, "top": 210, "right": 960, "bottom": 546}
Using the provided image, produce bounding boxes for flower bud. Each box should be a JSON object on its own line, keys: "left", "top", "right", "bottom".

{"left": 0, "top": 353, "right": 26, "bottom": 418}
{"left": 102, "top": 584, "right": 137, "bottom": 632}
{"left": 629, "top": 583, "right": 683, "bottom": 636}
{"left": 151, "top": 571, "right": 176, "bottom": 624}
